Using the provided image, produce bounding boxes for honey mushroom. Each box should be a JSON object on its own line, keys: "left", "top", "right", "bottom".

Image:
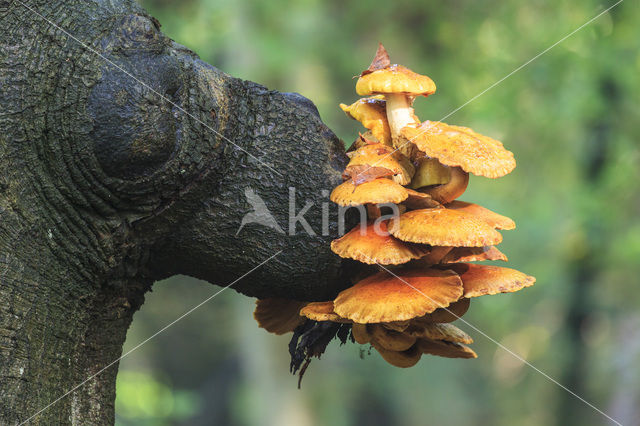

{"left": 253, "top": 43, "right": 536, "bottom": 374}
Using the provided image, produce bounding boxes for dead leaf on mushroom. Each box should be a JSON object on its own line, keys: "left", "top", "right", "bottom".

{"left": 361, "top": 42, "right": 391, "bottom": 77}
{"left": 342, "top": 165, "right": 395, "bottom": 185}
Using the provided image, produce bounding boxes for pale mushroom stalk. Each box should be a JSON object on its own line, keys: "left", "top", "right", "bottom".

{"left": 385, "top": 93, "right": 417, "bottom": 140}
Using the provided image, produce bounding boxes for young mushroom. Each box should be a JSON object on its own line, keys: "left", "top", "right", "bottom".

{"left": 356, "top": 44, "right": 436, "bottom": 153}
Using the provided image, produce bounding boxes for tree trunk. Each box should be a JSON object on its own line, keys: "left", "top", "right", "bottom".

{"left": 0, "top": 0, "right": 351, "bottom": 423}
{"left": 556, "top": 77, "right": 619, "bottom": 425}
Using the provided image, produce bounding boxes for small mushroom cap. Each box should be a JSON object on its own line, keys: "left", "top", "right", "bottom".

{"left": 388, "top": 208, "right": 503, "bottom": 247}
{"left": 373, "top": 343, "right": 422, "bottom": 368}
{"left": 441, "top": 246, "right": 508, "bottom": 263}
{"left": 299, "top": 301, "right": 350, "bottom": 323}
{"left": 357, "top": 65, "right": 436, "bottom": 97}
{"left": 333, "top": 268, "right": 463, "bottom": 323}
{"left": 445, "top": 200, "right": 515, "bottom": 230}
{"left": 370, "top": 324, "right": 417, "bottom": 351}
{"left": 345, "top": 142, "right": 414, "bottom": 185}
{"left": 402, "top": 121, "right": 516, "bottom": 178}
{"left": 405, "top": 322, "right": 473, "bottom": 344}
{"left": 340, "top": 98, "right": 392, "bottom": 144}
{"left": 330, "top": 178, "right": 408, "bottom": 206}
{"left": 446, "top": 263, "right": 536, "bottom": 298}
{"left": 331, "top": 220, "right": 430, "bottom": 265}
{"left": 417, "top": 338, "right": 477, "bottom": 359}
{"left": 253, "top": 298, "right": 307, "bottom": 335}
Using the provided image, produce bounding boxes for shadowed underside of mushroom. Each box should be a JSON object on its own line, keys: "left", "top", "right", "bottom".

{"left": 254, "top": 299, "right": 308, "bottom": 335}
{"left": 441, "top": 246, "right": 508, "bottom": 263}
{"left": 252, "top": 42, "right": 535, "bottom": 377}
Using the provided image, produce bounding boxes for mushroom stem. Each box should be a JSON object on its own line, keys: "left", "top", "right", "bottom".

{"left": 385, "top": 93, "right": 417, "bottom": 139}
{"left": 367, "top": 204, "right": 382, "bottom": 219}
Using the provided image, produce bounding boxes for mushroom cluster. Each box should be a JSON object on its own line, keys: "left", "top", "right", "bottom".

{"left": 253, "top": 44, "right": 535, "bottom": 376}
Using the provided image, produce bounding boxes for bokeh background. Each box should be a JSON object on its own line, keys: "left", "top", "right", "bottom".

{"left": 116, "top": 1, "right": 640, "bottom": 425}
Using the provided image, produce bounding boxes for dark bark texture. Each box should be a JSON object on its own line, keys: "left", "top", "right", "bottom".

{"left": 0, "top": 0, "right": 351, "bottom": 423}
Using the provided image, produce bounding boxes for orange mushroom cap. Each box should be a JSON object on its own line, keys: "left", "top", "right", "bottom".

{"left": 340, "top": 97, "right": 391, "bottom": 145}
{"left": 445, "top": 200, "right": 515, "bottom": 230}
{"left": 299, "top": 301, "right": 350, "bottom": 323}
{"left": 330, "top": 178, "right": 408, "bottom": 206}
{"left": 333, "top": 268, "right": 463, "bottom": 323}
{"left": 330, "top": 220, "right": 430, "bottom": 265}
{"left": 441, "top": 246, "right": 508, "bottom": 263}
{"left": 446, "top": 263, "right": 536, "bottom": 298}
{"left": 388, "top": 208, "right": 503, "bottom": 247}
{"left": 402, "top": 121, "right": 516, "bottom": 178}
{"left": 357, "top": 65, "right": 436, "bottom": 97}
{"left": 253, "top": 299, "right": 307, "bottom": 335}
{"left": 417, "top": 338, "right": 477, "bottom": 359}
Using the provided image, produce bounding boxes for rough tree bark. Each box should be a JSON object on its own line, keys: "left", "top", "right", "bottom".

{"left": 0, "top": 0, "right": 352, "bottom": 423}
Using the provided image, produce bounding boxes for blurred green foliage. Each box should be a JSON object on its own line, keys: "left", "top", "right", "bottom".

{"left": 117, "top": 1, "right": 640, "bottom": 425}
